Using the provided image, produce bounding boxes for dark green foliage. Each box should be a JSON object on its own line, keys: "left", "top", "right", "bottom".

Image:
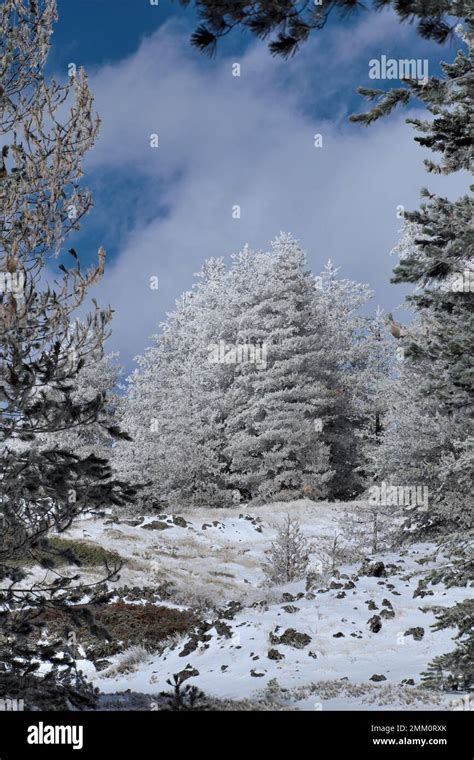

{"left": 421, "top": 600, "right": 474, "bottom": 690}
{"left": 179, "top": 0, "right": 470, "bottom": 57}
{"left": 0, "top": 0, "right": 137, "bottom": 710}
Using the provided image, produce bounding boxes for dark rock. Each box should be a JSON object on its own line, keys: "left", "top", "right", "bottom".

{"left": 178, "top": 639, "right": 199, "bottom": 657}
{"left": 360, "top": 560, "right": 386, "bottom": 578}
{"left": 94, "top": 659, "right": 112, "bottom": 672}
{"left": 250, "top": 669, "right": 265, "bottom": 677}
{"left": 171, "top": 515, "right": 188, "bottom": 528}
{"left": 214, "top": 620, "right": 233, "bottom": 639}
{"left": 368, "top": 615, "right": 382, "bottom": 633}
{"left": 382, "top": 598, "right": 393, "bottom": 609}
{"left": 336, "top": 592, "right": 346, "bottom": 599}
{"left": 267, "top": 648, "right": 285, "bottom": 661}
{"left": 282, "top": 605, "right": 300, "bottom": 614}
{"left": 370, "top": 674, "right": 387, "bottom": 682}
{"left": 308, "top": 651, "right": 318, "bottom": 659}
{"left": 176, "top": 665, "right": 199, "bottom": 682}
{"left": 404, "top": 627, "right": 424, "bottom": 641}
{"left": 413, "top": 581, "right": 434, "bottom": 599}
{"left": 333, "top": 632, "right": 345, "bottom": 638}
{"left": 270, "top": 628, "right": 311, "bottom": 649}
{"left": 401, "top": 678, "right": 415, "bottom": 686}
{"left": 344, "top": 581, "right": 356, "bottom": 590}
{"left": 367, "top": 600, "right": 378, "bottom": 611}
{"left": 142, "top": 521, "right": 170, "bottom": 531}
{"left": 330, "top": 581, "right": 343, "bottom": 589}
{"left": 380, "top": 609, "right": 395, "bottom": 620}
{"left": 281, "top": 593, "right": 295, "bottom": 602}
{"left": 305, "top": 592, "right": 316, "bottom": 600}
{"left": 217, "top": 601, "right": 242, "bottom": 620}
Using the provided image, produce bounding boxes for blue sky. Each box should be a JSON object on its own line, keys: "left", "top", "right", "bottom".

{"left": 49, "top": 1, "right": 469, "bottom": 370}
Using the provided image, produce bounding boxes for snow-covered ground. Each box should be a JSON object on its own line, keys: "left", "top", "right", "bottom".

{"left": 34, "top": 500, "right": 472, "bottom": 711}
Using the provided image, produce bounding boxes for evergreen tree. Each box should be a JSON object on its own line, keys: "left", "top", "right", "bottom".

{"left": 179, "top": 0, "right": 469, "bottom": 58}
{"left": 315, "top": 260, "right": 373, "bottom": 498}
{"left": 0, "top": 0, "right": 135, "bottom": 709}
{"left": 354, "top": 305, "right": 398, "bottom": 484}
{"left": 224, "top": 234, "right": 333, "bottom": 503}
{"left": 352, "top": 20, "right": 473, "bottom": 686}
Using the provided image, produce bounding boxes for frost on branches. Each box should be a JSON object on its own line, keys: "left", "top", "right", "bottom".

{"left": 0, "top": 0, "right": 135, "bottom": 709}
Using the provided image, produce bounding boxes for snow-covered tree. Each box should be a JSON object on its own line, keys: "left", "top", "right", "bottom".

{"left": 36, "top": 352, "right": 122, "bottom": 462}
{"left": 353, "top": 23, "right": 473, "bottom": 687}
{"left": 265, "top": 514, "right": 310, "bottom": 584}
{"left": 116, "top": 234, "right": 381, "bottom": 507}
{"left": 314, "top": 260, "right": 373, "bottom": 499}
{"left": 224, "top": 234, "right": 333, "bottom": 503}
{"left": 353, "top": 305, "right": 398, "bottom": 486}
{"left": 0, "top": 0, "right": 135, "bottom": 709}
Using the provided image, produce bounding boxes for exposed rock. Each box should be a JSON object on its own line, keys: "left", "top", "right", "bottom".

{"left": 359, "top": 560, "right": 386, "bottom": 578}
{"left": 213, "top": 620, "right": 233, "bottom": 639}
{"left": 344, "top": 581, "right": 356, "bottom": 590}
{"left": 250, "top": 600, "right": 269, "bottom": 611}
{"left": 305, "top": 592, "right": 316, "bottom": 600}
{"left": 382, "top": 598, "right": 393, "bottom": 609}
{"left": 171, "top": 515, "right": 188, "bottom": 528}
{"left": 413, "top": 581, "right": 434, "bottom": 599}
{"left": 368, "top": 615, "right": 382, "bottom": 633}
{"left": 216, "top": 601, "right": 243, "bottom": 620}
{"left": 370, "top": 674, "right": 387, "bottom": 682}
{"left": 404, "top": 627, "right": 425, "bottom": 641}
{"left": 250, "top": 669, "right": 265, "bottom": 677}
{"left": 308, "top": 651, "right": 318, "bottom": 659}
{"left": 94, "top": 659, "right": 112, "bottom": 672}
{"left": 142, "top": 521, "right": 170, "bottom": 531}
{"left": 333, "top": 632, "right": 345, "bottom": 638}
{"left": 267, "top": 648, "right": 285, "bottom": 661}
{"left": 178, "top": 639, "right": 199, "bottom": 657}
{"left": 336, "top": 592, "right": 346, "bottom": 599}
{"left": 176, "top": 665, "right": 199, "bottom": 682}
{"left": 282, "top": 605, "right": 300, "bottom": 614}
{"left": 270, "top": 628, "right": 311, "bottom": 649}
{"left": 401, "top": 678, "right": 415, "bottom": 686}
{"left": 330, "top": 581, "right": 343, "bottom": 589}
{"left": 367, "top": 600, "right": 378, "bottom": 611}
{"left": 380, "top": 608, "right": 395, "bottom": 620}
{"left": 281, "top": 593, "right": 295, "bottom": 603}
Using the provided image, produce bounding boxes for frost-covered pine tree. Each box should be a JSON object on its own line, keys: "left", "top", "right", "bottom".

{"left": 0, "top": 0, "right": 135, "bottom": 709}
{"left": 353, "top": 305, "right": 398, "bottom": 485}
{"left": 37, "top": 352, "right": 122, "bottom": 462}
{"left": 314, "top": 260, "right": 373, "bottom": 499}
{"left": 224, "top": 234, "right": 333, "bottom": 503}
{"left": 115, "top": 263, "right": 232, "bottom": 508}
{"left": 265, "top": 514, "right": 310, "bottom": 584}
{"left": 353, "top": 20, "right": 473, "bottom": 687}
{"left": 117, "top": 234, "right": 378, "bottom": 507}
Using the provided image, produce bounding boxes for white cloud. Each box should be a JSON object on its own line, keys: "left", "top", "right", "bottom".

{"left": 82, "top": 16, "right": 469, "bottom": 367}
